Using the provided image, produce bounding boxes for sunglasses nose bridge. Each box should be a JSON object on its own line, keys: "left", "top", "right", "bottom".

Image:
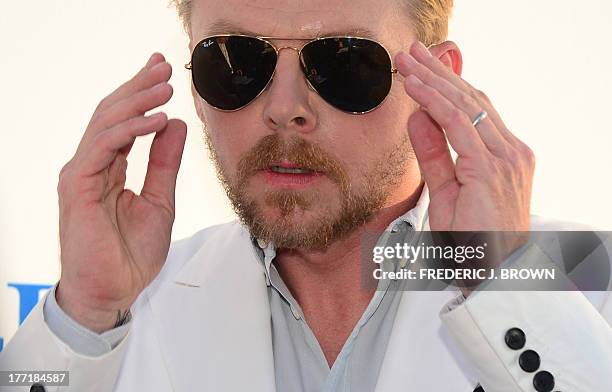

{"left": 276, "top": 46, "right": 301, "bottom": 55}
{"left": 274, "top": 45, "right": 316, "bottom": 84}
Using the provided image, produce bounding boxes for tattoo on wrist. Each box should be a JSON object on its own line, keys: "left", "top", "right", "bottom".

{"left": 114, "top": 309, "right": 132, "bottom": 328}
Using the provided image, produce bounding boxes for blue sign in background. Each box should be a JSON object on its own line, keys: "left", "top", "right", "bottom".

{"left": 1, "top": 283, "right": 52, "bottom": 352}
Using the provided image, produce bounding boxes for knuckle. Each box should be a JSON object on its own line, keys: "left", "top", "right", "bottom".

{"left": 456, "top": 155, "right": 494, "bottom": 181}
{"left": 88, "top": 111, "right": 109, "bottom": 131}
{"left": 448, "top": 108, "right": 467, "bottom": 125}
{"left": 473, "top": 89, "right": 491, "bottom": 104}
{"left": 57, "top": 162, "right": 75, "bottom": 195}
{"left": 125, "top": 116, "right": 143, "bottom": 133}
{"left": 458, "top": 92, "right": 475, "bottom": 109}
{"left": 95, "top": 95, "right": 112, "bottom": 112}
{"left": 93, "top": 129, "right": 113, "bottom": 151}
{"left": 521, "top": 143, "right": 536, "bottom": 168}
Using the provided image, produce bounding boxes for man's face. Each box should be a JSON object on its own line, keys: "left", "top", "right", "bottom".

{"left": 190, "top": 0, "right": 420, "bottom": 250}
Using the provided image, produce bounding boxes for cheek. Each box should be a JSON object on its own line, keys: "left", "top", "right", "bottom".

{"left": 204, "top": 109, "right": 263, "bottom": 172}
{"left": 205, "top": 108, "right": 266, "bottom": 154}
{"left": 323, "top": 90, "right": 414, "bottom": 173}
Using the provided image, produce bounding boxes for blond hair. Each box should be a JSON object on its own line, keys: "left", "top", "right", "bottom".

{"left": 169, "top": 0, "right": 453, "bottom": 46}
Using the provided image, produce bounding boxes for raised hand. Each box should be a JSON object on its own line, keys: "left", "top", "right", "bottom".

{"left": 396, "top": 41, "right": 535, "bottom": 233}
{"left": 55, "top": 53, "right": 187, "bottom": 332}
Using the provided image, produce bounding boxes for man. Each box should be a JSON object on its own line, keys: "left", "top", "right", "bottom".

{"left": 1, "top": 0, "right": 611, "bottom": 391}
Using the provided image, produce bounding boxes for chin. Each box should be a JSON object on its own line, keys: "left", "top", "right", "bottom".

{"left": 259, "top": 200, "right": 328, "bottom": 226}
{"left": 243, "top": 196, "right": 343, "bottom": 250}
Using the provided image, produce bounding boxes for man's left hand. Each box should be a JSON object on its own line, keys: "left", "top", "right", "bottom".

{"left": 396, "top": 41, "right": 535, "bottom": 233}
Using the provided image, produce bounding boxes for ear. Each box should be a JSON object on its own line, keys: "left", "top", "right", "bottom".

{"left": 428, "top": 40, "right": 463, "bottom": 77}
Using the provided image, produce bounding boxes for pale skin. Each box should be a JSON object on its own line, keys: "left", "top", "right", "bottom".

{"left": 55, "top": 0, "right": 534, "bottom": 367}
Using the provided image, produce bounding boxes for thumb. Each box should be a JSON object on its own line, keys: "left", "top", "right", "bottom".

{"left": 141, "top": 118, "right": 187, "bottom": 211}
{"left": 408, "top": 109, "right": 456, "bottom": 196}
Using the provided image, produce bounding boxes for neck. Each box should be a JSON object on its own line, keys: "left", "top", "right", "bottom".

{"left": 273, "top": 180, "right": 424, "bottom": 365}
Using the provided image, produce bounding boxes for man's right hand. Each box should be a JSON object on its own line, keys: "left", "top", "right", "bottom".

{"left": 55, "top": 53, "right": 187, "bottom": 333}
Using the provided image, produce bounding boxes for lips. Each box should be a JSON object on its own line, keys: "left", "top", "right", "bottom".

{"left": 267, "top": 161, "right": 320, "bottom": 174}
{"left": 261, "top": 161, "right": 324, "bottom": 188}
{"left": 269, "top": 166, "right": 315, "bottom": 174}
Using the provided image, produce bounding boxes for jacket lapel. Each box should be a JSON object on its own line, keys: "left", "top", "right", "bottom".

{"left": 147, "top": 223, "right": 276, "bottom": 391}
{"left": 375, "top": 208, "right": 477, "bottom": 391}
{"left": 374, "top": 289, "right": 477, "bottom": 391}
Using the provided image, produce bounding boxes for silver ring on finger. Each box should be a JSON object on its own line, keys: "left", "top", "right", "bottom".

{"left": 471, "top": 110, "right": 488, "bottom": 127}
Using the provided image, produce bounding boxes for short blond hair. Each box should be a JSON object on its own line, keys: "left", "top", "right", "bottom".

{"left": 169, "top": 0, "right": 453, "bottom": 46}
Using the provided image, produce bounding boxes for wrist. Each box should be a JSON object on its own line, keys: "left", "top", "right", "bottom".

{"left": 55, "top": 281, "right": 133, "bottom": 333}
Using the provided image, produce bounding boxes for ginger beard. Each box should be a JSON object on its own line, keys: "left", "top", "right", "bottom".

{"left": 204, "top": 128, "right": 413, "bottom": 251}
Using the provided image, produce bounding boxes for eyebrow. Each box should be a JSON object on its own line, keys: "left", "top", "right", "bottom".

{"left": 203, "top": 19, "right": 379, "bottom": 40}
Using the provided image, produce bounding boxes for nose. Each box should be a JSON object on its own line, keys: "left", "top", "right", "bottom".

{"left": 262, "top": 47, "right": 317, "bottom": 134}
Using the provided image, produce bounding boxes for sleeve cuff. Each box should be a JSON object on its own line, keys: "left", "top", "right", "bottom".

{"left": 438, "top": 244, "right": 612, "bottom": 391}
{"left": 43, "top": 283, "right": 131, "bottom": 356}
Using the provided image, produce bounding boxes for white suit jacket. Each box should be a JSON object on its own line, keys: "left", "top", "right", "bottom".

{"left": 1, "top": 216, "right": 611, "bottom": 392}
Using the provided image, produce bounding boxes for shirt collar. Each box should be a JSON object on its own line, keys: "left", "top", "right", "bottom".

{"left": 251, "top": 184, "right": 430, "bottom": 284}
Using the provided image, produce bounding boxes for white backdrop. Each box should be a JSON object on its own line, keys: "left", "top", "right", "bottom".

{"left": 1, "top": 1, "right": 611, "bottom": 349}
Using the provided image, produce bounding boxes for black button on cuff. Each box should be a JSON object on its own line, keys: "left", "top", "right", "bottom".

{"left": 519, "top": 349, "right": 541, "bottom": 373}
{"left": 504, "top": 327, "right": 526, "bottom": 350}
{"left": 533, "top": 370, "right": 555, "bottom": 392}
{"left": 30, "top": 384, "right": 46, "bottom": 392}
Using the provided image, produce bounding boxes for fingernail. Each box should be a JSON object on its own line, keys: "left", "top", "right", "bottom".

{"left": 150, "top": 61, "right": 169, "bottom": 72}
{"left": 147, "top": 112, "right": 167, "bottom": 120}
{"left": 399, "top": 51, "right": 416, "bottom": 64}
{"left": 414, "top": 41, "right": 432, "bottom": 57}
{"left": 407, "top": 74, "right": 423, "bottom": 86}
{"left": 153, "top": 82, "right": 169, "bottom": 90}
{"left": 146, "top": 54, "right": 156, "bottom": 67}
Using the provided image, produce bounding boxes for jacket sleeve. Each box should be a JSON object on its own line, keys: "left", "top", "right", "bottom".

{"left": 0, "top": 289, "right": 131, "bottom": 392}
{"left": 440, "top": 242, "right": 612, "bottom": 392}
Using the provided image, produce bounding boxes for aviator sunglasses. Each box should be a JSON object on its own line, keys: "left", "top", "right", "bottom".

{"left": 185, "top": 34, "right": 399, "bottom": 114}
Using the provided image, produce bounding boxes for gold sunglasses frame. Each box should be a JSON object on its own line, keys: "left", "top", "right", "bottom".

{"left": 185, "top": 34, "right": 399, "bottom": 115}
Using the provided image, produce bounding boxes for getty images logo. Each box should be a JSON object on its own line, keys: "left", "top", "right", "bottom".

{"left": 0, "top": 283, "right": 52, "bottom": 352}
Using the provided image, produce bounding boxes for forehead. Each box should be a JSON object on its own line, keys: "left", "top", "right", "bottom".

{"left": 190, "top": 0, "right": 408, "bottom": 44}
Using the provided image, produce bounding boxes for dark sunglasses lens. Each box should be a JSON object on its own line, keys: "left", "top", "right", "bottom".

{"left": 301, "top": 38, "right": 393, "bottom": 113}
{"left": 191, "top": 36, "right": 277, "bottom": 110}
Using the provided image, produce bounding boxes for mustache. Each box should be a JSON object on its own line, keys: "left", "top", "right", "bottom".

{"left": 236, "top": 134, "right": 347, "bottom": 185}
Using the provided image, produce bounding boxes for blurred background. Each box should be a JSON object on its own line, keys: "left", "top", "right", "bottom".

{"left": 1, "top": 0, "right": 611, "bottom": 348}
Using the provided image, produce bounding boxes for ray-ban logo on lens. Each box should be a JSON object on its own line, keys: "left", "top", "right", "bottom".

{"left": 202, "top": 39, "right": 215, "bottom": 48}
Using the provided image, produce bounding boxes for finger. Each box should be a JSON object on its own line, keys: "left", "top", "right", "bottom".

{"left": 460, "top": 78, "right": 520, "bottom": 146}
{"left": 409, "top": 42, "right": 517, "bottom": 146}
{"left": 396, "top": 52, "right": 507, "bottom": 155}
{"left": 78, "top": 81, "right": 173, "bottom": 155}
{"left": 408, "top": 109, "right": 457, "bottom": 197}
{"left": 103, "top": 152, "right": 129, "bottom": 202}
{"left": 79, "top": 112, "right": 169, "bottom": 176}
{"left": 146, "top": 52, "right": 164, "bottom": 67}
{"left": 89, "top": 81, "right": 173, "bottom": 134}
{"left": 75, "top": 58, "right": 172, "bottom": 156}
{"left": 96, "top": 53, "right": 167, "bottom": 112}
{"left": 403, "top": 73, "right": 487, "bottom": 158}
{"left": 140, "top": 119, "right": 188, "bottom": 214}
